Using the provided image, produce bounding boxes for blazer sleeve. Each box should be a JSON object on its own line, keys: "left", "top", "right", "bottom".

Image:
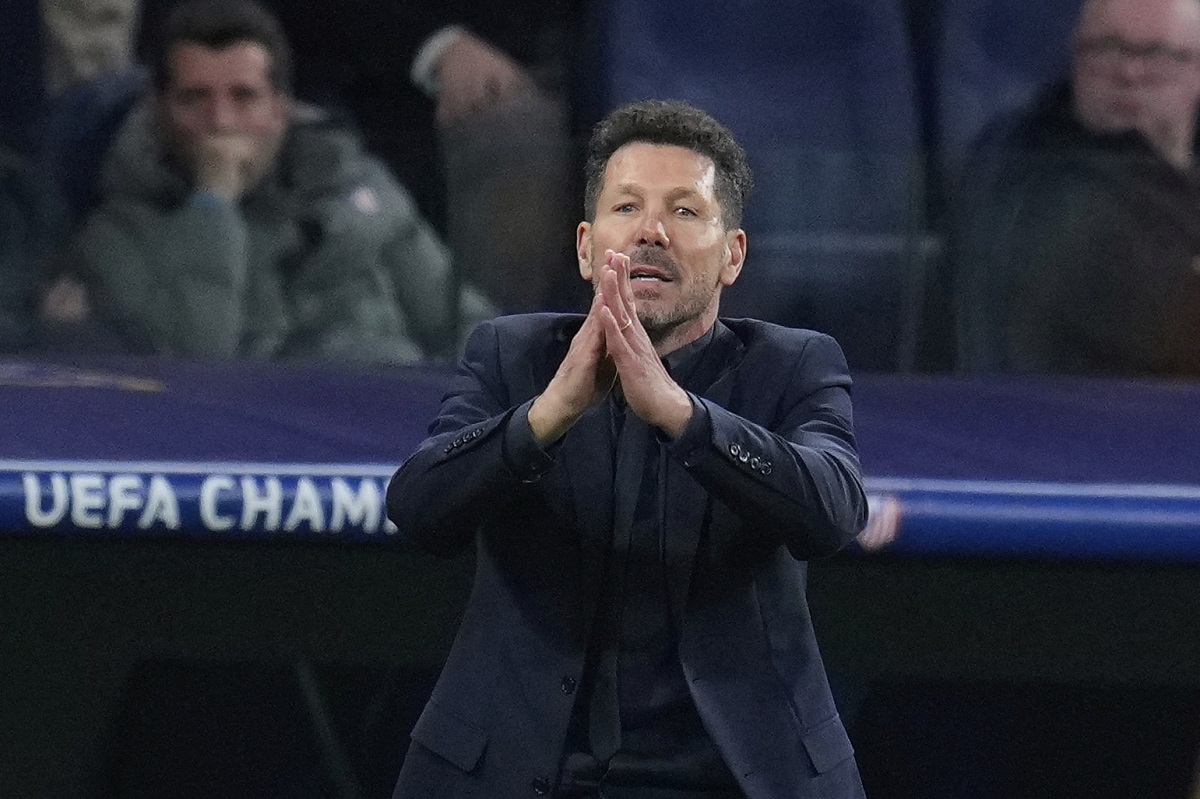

{"left": 386, "top": 318, "right": 550, "bottom": 556}
{"left": 668, "top": 332, "right": 868, "bottom": 559}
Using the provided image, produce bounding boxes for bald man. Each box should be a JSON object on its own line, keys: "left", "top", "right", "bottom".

{"left": 953, "top": 0, "right": 1200, "bottom": 377}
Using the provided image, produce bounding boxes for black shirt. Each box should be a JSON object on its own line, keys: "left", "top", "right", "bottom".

{"left": 556, "top": 324, "right": 742, "bottom": 797}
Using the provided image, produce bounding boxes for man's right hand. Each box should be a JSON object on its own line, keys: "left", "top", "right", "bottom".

{"left": 527, "top": 291, "right": 616, "bottom": 447}
{"left": 434, "top": 31, "right": 532, "bottom": 126}
{"left": 193, "top": 134, "right": 262, "bottom": 201}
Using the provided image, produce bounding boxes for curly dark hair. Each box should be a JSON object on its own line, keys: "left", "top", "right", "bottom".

{"left": 583, "top": 100, "right": 753, "bottom": 229}
{"left": 150, "top": 0, "right": 293, "bottom": 94}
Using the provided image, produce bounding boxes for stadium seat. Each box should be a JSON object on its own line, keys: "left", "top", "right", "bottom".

{"left": 41, "top": 65, "right": 148, "bottom": 224}
{"left": 586, "top": 0, "right": 927, "bottom": 371}
{"left": 0, "top": 0, "right": 45, "bottom": 154}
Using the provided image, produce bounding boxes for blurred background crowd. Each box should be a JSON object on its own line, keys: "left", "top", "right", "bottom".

{"left": 5, "top": 0, "right": 1198, "bottom": 379}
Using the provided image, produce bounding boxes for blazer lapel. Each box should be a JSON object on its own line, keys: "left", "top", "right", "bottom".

{"left": 663, "top": 322, "right": 745, "bottom": 621}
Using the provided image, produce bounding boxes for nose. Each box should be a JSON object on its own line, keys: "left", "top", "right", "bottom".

{"left": 205, "top": 96, "right": 238, "bottom": 132}
{"left": 1114, "top": 53, "right": 1150, "bottom": 85}
{"left": 635, "top": 210, "right": 670, "bottom": 248}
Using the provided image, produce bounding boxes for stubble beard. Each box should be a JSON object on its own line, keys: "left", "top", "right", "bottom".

{"left": 593, "top": 245, "right": 717, "bottom": 346}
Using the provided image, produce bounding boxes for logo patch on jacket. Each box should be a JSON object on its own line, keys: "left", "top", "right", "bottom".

{"left": 351, "top": 186, "right": 379, "bottom": 215}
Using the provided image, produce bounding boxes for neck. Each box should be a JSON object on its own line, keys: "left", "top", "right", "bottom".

{"left": 647, "top": 309, "right": 718, "bottom": 358}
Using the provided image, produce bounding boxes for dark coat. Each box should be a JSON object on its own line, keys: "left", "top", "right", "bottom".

{"left": 952, "top": 82, "right": 1200, "bottom": 377}
{"left": 387, "top": 313, "right": 868, "bottom": 799}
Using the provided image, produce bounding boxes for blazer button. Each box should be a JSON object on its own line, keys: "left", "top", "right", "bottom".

{"left": 729, "top": 443, "right": 741, "bottom": 459}
{"left": 560, "top": 675, "right": 577, "bottom": 694}
{"left": 750, "top": 456, "right": 760, "bottom": 469}
{"left": 532, "top": 776, "right": 551, "bottom": 795}
{"left": 739, "top": 450, "right": 750, "bottom": 464}
{"left": 762, "top": 461, "right": 773, "bottom": 475}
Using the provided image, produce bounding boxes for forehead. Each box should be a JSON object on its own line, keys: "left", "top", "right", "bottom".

{"left": 601, "top": 142, "right": 718, "bottom": 198}
{"left": 1078, "top": 0, "right": 1200, "bottom": 45}
{"left": 167, "top": 41, "right": 273, "bottom": 88}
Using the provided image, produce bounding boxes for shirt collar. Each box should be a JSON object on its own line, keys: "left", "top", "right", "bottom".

{"left": 661, "top": 322, "right": 719, "bottom": 385}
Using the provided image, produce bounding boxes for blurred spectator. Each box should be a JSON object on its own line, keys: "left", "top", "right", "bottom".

{"left": 431, "top": 28, "right": 581, "bottom": 314}
{"left": 3, "top": 0, "right": 139, "bottom": 156}
{"left": 0, "top": 146, "right": 66, "bottom": 352}
{"left": 317, "top": 0, "right": 582, "bottom": 314}
{"left": 42, "top": 0, "right": 140, "bottom": 94}
{"left": 952, "top": 0, "right": 1200, "bottom": 377}
{"left": 55, "top": 0, "right": 490, "bottom": 363}
{"left": 136, "top": 0, "right": 583, "bottom": 314}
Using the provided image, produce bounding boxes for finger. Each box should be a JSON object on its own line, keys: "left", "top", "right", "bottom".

{"left": 617, "top": 257, "right": 638, "bottom": 323}
{"left": 611, "top": 251, "right": 632, "bottom": 294}
{"left": 491, "top": 70, "right": 524, "bottom": 98}
{"left": 597, "top": 252, "right": 639, "bottom": 337}
{"left": 604, "top": 248, "right": 624, "bottom": 273}
{"left": 600, "top": 268, "right": 633, "bottom": 332}
{"left": 574, "top": 291, "right": 606, "bottom": 347}
{"left": 611, "top": 259, "right": 639, "bottom": 334}
{"left": 600, "top": 306, "right": 631, "bottom": 357}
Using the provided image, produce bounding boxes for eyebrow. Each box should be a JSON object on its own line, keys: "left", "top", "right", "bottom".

{"left": 612, "top": 183, "right": 706, "bottom": 203}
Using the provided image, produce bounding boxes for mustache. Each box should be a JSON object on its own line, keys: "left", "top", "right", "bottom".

{"left": 626, "top": 246, "right": 679, "bottom": 280}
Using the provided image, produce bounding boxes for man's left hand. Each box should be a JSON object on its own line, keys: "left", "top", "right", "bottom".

{"left": 598, "top": 251, "right": 694, "bottom": 439}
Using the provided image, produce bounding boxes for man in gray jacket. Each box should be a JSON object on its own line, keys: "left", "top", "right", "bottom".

{"left": 64, "top": 0, "right": 480, "bottom": 362}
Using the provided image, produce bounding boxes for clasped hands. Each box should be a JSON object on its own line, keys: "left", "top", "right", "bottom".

{"left": 528, "top": 250, "right": 694, "bottom": 446}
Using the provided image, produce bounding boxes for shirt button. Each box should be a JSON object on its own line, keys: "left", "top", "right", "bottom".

{"left": 532, "top": 776, "right": 551, "bottom": 795}
{"left": 560, "top": 675, "right": 576, "bottom": 694}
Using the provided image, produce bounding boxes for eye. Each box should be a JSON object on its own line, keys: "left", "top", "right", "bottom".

{"left": 675, "top": 206, "right": 697, "bottom": 217}
{"left": 232, "top": 86, "right": 261, "bottom": 104}
{"left": 173, "top": 88, "right": 206, "bottom": 106}
{"left": 614, "top": 203, "right": 637, "bottom": 213}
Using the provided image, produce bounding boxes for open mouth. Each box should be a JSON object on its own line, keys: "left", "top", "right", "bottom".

{"left": 630, "top": 266, "right": 673, "bottom": 283}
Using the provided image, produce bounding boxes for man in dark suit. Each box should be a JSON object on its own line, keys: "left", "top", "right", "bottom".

{"left": 386, "top": 100, "right": 868, "bottom": 799}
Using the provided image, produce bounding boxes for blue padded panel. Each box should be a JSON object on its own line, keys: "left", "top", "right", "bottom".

{"left": 590, "top": 0, "right": 926, "bottom": 370}
{"left": 593, "top": 0, "right": 922, "bottom": 234}
{"left": 0, "top": 0, "right": 45, "bottom": 153}
{"left": 41, "top": 65, "right": 148, "bottom": 222}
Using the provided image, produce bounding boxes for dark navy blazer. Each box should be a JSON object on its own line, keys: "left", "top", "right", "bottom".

{"left": 387, "top": 313, "right": 868, "bottom": 799}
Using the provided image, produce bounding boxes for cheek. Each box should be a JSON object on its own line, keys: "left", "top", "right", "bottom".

{"left": 1176, "top": 80, "right": 1200, "bottom": 107}
{"left": 248, "top": 107, "right": 284, "bottom": 135}
{"left": 166, "top": 107, "right": 205, "bottom": 138}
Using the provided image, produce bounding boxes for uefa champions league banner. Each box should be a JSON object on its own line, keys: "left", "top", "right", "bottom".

{"left": 0, "top": 461, "right": 400, "bottom": 542}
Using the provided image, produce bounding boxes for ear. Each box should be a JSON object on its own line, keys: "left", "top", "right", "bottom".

{"left": 719, "top": 228, "right": 747, "bottom": 287}
{"left": 576, "top": 221, "right": 594, "bottom": 281}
